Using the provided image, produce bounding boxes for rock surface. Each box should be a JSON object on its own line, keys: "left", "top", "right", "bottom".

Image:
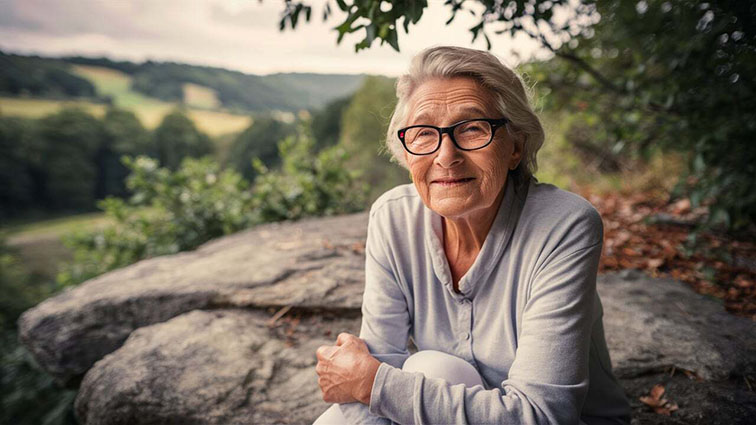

{"left": 18, "top": 213, "right": 756, "bottom": 424}
{"left": 600, "top": 270, "right": 756, "bottom": 382}
{"left": 598, "top": 270, "right": 756, "bottom": 425}
{"left": 75, "top": 309, "right": 360, "bottom": 425}
{"left": 18, "top": 212, "right": 368, "bottom": 385}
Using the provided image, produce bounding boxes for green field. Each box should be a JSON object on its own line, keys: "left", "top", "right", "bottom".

{"left": 0, "top": 97, "right": 107, "bottom": 118}
{"left": 3, "top": 212, "right": 111, "bottom": 282}
{"left": 5, "top": 211, "right": 110, "bottom": 241}
{"left": 183, "top": 82, "right": 221, "bottom": 109}
{"left": 0, "top": 65, "right": 252, "bottom": 137}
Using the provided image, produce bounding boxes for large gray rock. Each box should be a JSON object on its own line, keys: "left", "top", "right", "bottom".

{"left": 17, "top": 213, "right": 756, "bottom": 424}
{"left": 74, "top": 309, "right": 360, "bottom": 425}
{"left": 599, "top": 270, "right": 756, "bottom": 381}
{"left": 18, "top": 213, "right": 368, "bottom": 386}
{"left": 598, "top": 270, "right": 756, "bottom": 425}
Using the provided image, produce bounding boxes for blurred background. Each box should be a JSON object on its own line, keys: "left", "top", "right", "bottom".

{"left": 1, "top": 1, "right": 754, "bottom": 423}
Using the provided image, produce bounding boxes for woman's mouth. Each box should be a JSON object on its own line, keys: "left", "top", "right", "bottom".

{"left": 431, "top": 177, "right": 475, "bottom": 187}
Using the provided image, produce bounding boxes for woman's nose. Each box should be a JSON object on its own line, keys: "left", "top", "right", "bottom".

{"left": 434, "top": 133, "right": 464, "bottom": 168}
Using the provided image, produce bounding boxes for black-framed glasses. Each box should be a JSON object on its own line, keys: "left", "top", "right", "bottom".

{"left": 397, "top": 118, "right": 510, "bottom": 155}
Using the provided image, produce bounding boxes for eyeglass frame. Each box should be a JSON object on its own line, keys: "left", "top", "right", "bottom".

{"left": 397, "top": 117, "right": 510, "bottom": 155}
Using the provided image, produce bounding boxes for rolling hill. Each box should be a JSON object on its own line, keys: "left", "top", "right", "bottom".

{"left": 0, "top": 51, "right": 367, "bottom": 136}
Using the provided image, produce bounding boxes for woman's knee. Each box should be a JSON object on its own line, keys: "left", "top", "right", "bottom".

{"left": 312, "top": 404, "right": 345, "bottom": 425}
{"left": 401, "top": 350, "right": 484, "bottom": 387}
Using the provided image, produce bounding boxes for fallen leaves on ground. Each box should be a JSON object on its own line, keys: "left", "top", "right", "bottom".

{"left": 577, "top": 188, "right": 756, "bottom": 320}
{"left": 640, "top": 384, "right": 680, "bottom": 415}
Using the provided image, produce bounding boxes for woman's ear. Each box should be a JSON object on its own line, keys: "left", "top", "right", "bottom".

{"left": 509, "top": 134, "right": 525, "bottom": 170}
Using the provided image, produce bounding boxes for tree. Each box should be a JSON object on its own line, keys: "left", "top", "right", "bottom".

{"left": 276, "top": 0, "right": 756, "bottom": 232}
{"left": 0, "top": 51, "right": 97, "bottom": 98}
{"left": 227, "top": 115, "right": 295, "bottom": 181}
{"left": 311, "top": 94, "right": 352, "bottom": 151}
{"left": 152, "top": 109, "right": 214, "bottom": 170}
{"left": 523, "top": 1, "right": 756, "bottom": 230}
{"left": 338, "top": 75, "right": 408, "bottom": 202}
{"left": 98, "top": 108, "right": 151, "bottom": 199}
{"left": 0, "top": 117, "right": 37, "bottom": 217}
{"left": 278, "top": 0, "right": 598, "bottom": 53}
{"left": 36, "top": 108, "right": 104, "bottom": 211}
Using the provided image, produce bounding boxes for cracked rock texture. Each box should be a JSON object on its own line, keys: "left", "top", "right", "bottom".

{"left": 74, "top": 309, "right": 360, "bottom": 425}
{"left": 18, "top": 213, "right": 367, "bottom": 386}
{"left": 17, "top": 213, "right": 756, "bottom": 424}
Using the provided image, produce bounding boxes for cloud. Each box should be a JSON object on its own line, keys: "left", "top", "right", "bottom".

{"left": 0, "top": 0, "right": 549, "bottom": 76}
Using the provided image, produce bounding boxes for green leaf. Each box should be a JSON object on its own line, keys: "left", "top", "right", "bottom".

{"left": 386, "top": 27, "right": 400, "bottom": 51}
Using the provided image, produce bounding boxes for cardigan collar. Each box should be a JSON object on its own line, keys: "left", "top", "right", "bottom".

{"left": 424, "top": 172, "right": 532, "bottom": 300}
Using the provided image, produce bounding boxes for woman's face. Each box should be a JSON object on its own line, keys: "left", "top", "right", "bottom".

{"left": 403, "top": 76, "right": 522, "bottom": 220}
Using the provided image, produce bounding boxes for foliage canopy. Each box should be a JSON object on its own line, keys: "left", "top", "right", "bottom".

{"left": 278, "top": 0, "right": 756, "bottom": 231}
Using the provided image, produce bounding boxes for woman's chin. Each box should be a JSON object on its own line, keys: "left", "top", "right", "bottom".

{"left": 427, "top": 197, "right": 478, "bottom": 219}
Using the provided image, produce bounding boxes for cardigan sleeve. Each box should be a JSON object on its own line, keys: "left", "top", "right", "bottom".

{"left": 337, "top": 207, "right": 412, "bottom": 425}
{"left": 367, "top": 208, "right": 603, "bottom": 425}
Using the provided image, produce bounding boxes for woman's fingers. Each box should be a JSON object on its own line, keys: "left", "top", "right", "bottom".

{"left": 336, "top": 332, "right": 356, "bottom": 346}
{"left": 316, "top": 344, "right": 336, "bottom": 366}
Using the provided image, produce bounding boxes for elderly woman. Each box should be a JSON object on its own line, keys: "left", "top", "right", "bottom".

{"left": 313, "top": 46, "right": 631, "bottom": 425}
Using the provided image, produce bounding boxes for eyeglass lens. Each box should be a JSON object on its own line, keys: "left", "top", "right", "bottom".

{"left": 404, "top": 120, "right": 493, "bottom": 154}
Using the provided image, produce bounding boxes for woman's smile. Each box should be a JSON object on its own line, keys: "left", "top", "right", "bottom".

{"left": 431, "top": 177, "right": 476, "bottom": 187}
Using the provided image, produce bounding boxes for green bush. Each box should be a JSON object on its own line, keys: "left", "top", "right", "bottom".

{"left": 252, "top": 122, "right": 368, "bottom": 222}
{"left": 57, "top": 120, "right": 367, "bottom": 287}
{"left": 1, "top": 335, "right": 77, "bottom": 425}
{"left": 57, "top": 155, "right": 255, "bottom": 287}
{"left": 1, "top": 238, "right": 76, "bottom": 425}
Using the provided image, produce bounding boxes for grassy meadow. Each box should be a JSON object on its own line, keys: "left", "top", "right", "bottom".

{"left": 0, "top": 65, "right": 252, "bottom": 137}
{"left": 4, "top": 212, "right": 110, "bottom": 283}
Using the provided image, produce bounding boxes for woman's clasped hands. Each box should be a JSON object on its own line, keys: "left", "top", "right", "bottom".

{"left": 315, "top": 332, "right": 381, "bottom": 405}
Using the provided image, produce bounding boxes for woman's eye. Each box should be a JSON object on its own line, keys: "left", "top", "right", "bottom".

{"left": 418, "top": 130, "right": 435, "bottom": 137}
{"left": 462, "top": 125, "right": 483, "bottom": 133}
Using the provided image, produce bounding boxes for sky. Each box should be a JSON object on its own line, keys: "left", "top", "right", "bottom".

{"left": 0, "top": 0, "right": 557, "bottom": 77}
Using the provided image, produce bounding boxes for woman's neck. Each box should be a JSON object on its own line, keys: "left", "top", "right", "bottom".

{"left": 442, "top": 180, "right": 507, "bottom": 264}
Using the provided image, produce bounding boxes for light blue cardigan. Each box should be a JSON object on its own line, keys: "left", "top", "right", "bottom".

{"left": 338, "top": 173, "right": 631, "bottom": 425}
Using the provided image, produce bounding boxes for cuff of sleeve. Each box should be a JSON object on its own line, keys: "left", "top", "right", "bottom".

{"left": 368, "top": 362, "right": 392, "bottom": 416}
{"left": 368, "top": 362, "right": 418, "bottom": 422}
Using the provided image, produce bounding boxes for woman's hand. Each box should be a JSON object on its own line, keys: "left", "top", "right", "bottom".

{"left": 316, "top": 332, "right": 381, "bottom": 405}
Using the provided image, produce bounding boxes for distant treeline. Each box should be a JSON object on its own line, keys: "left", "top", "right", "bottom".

{"left": 0, "top": 108, "right": 208, "bottom": 217}
{"left": 0, "top": 92, "right": 353, "bottom": 219}
{"left": 0, "top": 51, "right": 366, "bottom": 112}
{"left": 0, "top": 52, "right": 99, "bottom": 100}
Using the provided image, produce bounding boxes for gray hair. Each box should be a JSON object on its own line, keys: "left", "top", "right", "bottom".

{"left": 385, "top": 46, "right": 545, "bottom": 181}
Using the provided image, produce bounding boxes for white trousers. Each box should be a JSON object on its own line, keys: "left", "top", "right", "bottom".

{"left": 313, "top": 350, "right": 484, "bottom": 425}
